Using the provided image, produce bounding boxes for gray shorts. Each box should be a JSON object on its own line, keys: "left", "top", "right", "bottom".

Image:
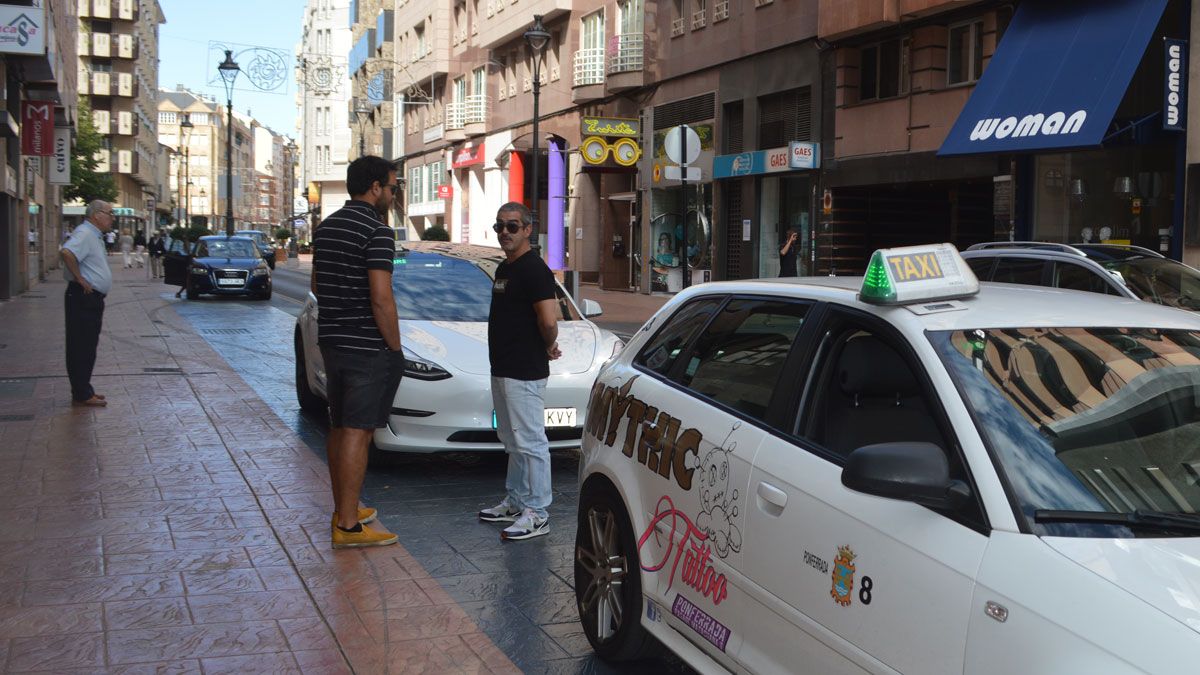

{"left": 320, "top": 346, "right": 406, "bottom": 429}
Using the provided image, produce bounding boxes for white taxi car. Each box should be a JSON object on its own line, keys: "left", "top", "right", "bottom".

{"left": 574, "top": 244, "right": 1200, "bottom": 674}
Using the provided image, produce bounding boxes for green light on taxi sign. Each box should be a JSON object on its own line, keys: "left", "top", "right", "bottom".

{"left": 860, "top": 250, "right": 896, "bottom": 304}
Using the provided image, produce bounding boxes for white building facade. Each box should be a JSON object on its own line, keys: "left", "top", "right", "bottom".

{"left": 297, "top": 0, "right": 353, "bottom": 230}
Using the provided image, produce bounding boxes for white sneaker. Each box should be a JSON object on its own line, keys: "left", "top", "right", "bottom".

{"left": 501, "top": 508, "right": 549, "bottom": 541}
{"left": 478, "top": 497, "right": 521, "bottom": 523}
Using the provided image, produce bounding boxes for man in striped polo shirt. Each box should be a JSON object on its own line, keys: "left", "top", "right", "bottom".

{"left": 312, "top": 155, "right": 404, "bottom": 549}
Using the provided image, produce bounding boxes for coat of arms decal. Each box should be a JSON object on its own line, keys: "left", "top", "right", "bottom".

{"left": 831, "top": 545, "right": 857, "bottom": 607}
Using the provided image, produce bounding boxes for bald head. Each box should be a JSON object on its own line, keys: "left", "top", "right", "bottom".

{"left": 85, "top": 200, "right": 114, "bottom": 232}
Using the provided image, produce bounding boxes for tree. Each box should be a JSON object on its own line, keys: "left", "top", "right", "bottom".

{"left": 64, "top": 97, "right": 117, "bottom": 204}
{"left": 274, "top": 227, "right": 293, "bottom": 241}
{"left": 422, "top": 224, "right": 450, "bottom": 241}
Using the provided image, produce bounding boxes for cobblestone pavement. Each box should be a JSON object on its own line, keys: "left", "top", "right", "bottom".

{"left": 0, "top": 260, "right": 690, "bottom": 674}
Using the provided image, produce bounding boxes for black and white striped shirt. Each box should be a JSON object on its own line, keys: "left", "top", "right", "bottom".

{"left": 314, "top": 200, "right": 395, "bottom": 352}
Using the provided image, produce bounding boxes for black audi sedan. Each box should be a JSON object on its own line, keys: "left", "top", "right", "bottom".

{"left": 163, "top": 235, "right": 272, "bottom": 300}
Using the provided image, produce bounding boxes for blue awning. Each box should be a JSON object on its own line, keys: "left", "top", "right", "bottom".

{"left": 938, "top": 0, "right": 1168, "bottom": 156}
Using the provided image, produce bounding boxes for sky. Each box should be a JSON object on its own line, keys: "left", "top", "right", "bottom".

{"left": 158, "top": 0, "right": 307, "bottom": 138}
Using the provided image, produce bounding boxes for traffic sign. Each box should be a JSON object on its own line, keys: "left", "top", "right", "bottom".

{"left": 664, "top": 125, "right": 701, "bottom": 166}
{"left": 663, "top": 165, "right": 701, "bottom": 181}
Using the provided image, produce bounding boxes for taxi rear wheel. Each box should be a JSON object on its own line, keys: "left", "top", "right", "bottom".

{"left": 294, "top": 331, "right": 327, "bottom": 416}
{"left": 575, "top": 486, "right": 657, "bottom": 661}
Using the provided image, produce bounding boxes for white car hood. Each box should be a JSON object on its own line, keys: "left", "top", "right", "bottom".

{"left": 1044, "top": 536, "right": 1200, "bottom": 634}
{"left": 401, "top": 319, "right": 600, "bottom": 375}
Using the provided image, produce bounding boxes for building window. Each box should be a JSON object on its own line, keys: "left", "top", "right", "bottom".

{"left": 409, "top": 166, "right": 423, "bottom": 205}
{"left": 948, "top": 20, "right": 984, "bottom": 85}
{"left": 859, "top": 37, "right": 908, "bottom": 101}
{"left": 158, "top": 111, "right": 177, "bottom": 125}
{"left": 190, "top": 112, "right": 209, "bottom": 125}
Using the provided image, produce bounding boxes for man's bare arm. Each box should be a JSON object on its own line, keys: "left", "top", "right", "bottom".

{"left": 533, "top": 298, "right": 561, "bottom": 360}
{"left": 368, "top": 269, "right": 402, "bottom": 351}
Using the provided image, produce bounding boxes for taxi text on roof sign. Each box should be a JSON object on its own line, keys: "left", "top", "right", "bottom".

{"left": 860, "top": 243, "right": 979, "bottom": 305}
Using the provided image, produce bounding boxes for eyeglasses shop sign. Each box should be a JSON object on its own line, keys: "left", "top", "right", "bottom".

{"left": 1164, "top": 39, "right": 1187, "bottom": 131}
{"left": 0, "top": 6, "right": 45, "bottom": 55}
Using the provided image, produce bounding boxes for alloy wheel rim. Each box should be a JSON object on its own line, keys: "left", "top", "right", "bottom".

{"left": 576, "top": 506, "right": 628, "bottom": 642}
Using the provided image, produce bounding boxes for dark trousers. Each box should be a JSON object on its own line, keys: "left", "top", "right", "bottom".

{"left": 64, "top": 282, "right": 105, "bottom": 402}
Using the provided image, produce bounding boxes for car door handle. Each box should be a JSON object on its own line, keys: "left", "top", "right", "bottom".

{"left": 757, "top": 482, "right": 788, "bottom": 512}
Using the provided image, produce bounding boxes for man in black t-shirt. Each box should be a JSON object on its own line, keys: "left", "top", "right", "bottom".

{"left": 478, "top": 202, "right": 562, "bottom": 541}
{"left": 312, "top": 155, "right": 403, "bottom": 549}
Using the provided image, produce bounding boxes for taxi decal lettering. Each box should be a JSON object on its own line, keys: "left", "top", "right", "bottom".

{"left": 886, "top": 252, "right": 944, "bottom": 282}
{"left": 672, "top": 594, "right": 732, "bottom": 652}
{"left": 584, "top": 376, "right": 700, "bottom": 491}
{"left": 830, "top": 545, "right": 874, "bottom": 607}
{"left": 803, "top": 550, "right": 829, "bottom": 574}
{"left": 638, "top": 495, "right": 729, "bottom": 606}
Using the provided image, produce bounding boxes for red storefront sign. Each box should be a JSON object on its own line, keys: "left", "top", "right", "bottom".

{"left": 436, "top": 184, "right": 453, "bottom": 199}
{"left": 21, "top": 100, "right": 53, "bottom": 156}
{"left": 451, "top": 143, "right": 485, "bottom": 169}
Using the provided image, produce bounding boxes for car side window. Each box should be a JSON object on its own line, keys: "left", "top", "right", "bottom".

{"left": 195, "top": 242, "right": 209, "bottom": 257}
{"left": 992, "top": 257, "right": 1045, "bottom": 285}
{"left": 672, "top": 299, "right": 809, "bottom": 422}
{"left": 965, "top": 257, "right": 994, "bottom": 280}
{"left": 802, "top": 328, "right": 950, "bottom": 460}
{"left": 1052, "top": 262, "right": 1115, "bottom": 295}
{"left": 635, "top": 297, "right": 725, "bottom": 377}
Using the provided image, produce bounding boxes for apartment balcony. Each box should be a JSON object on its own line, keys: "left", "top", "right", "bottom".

{"left": 572, "top": 48, "right": 605, "bottom": 103}
{"left": 117, "top": 72, "right": 133, "bottom": 97}
{"left": 464, "top": 94, "right": 489, "bottom": 137}
{"left": 92, "top": 72, "right": 111, "bottom": 96}
{"left": 117, "top": 0, "right": 136, "bottom": 21}
{"left": 92, "top": 32, "right": 111, "bottom": 58}
{"left": 475, "top": 0, "right": 571, "bottom": 50}
{"left": 116, "top": 34, "right": 135, "bottom": 59}
{"left": 444, "top": 101, "right": 467, "bottom": 141}
{"left": 606, "top": 33, "right": 645, "bottom": 94}
{"left": 78, "top": 31, "right": 90, "bottom": 56}
{"left": 93, "top": 0, "right": 111, "bottom": 19}
{"left": 79, "top": 0, "right": 90, "bottom": 17}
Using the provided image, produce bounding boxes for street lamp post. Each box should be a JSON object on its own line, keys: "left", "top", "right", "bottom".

{"left": 180, "top": 113, "right": 193, "bottom": 238}
{"left": 353, "top": 99, "right": 371, "bottom": 157}
{"left": 524, "top": 15, "right": 550, "bottom": 251}
{"left": 218, "top": 49, "right": 241, "bottom": 237}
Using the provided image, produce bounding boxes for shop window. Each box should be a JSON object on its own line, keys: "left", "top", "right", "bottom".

{"left": 948, "top": 20, "right": 984, "bottom": 85}
{"left": 859, "top": 38, "right": 908, "bottom": 101}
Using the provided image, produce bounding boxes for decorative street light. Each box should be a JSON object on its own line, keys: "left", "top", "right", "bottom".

{"left": 179, "top": 113, "right": 194, "bottom": 239}
{"left": 217, "top": 49, "right": 241, "bottom": 237}
{"left": 353, "top": 98, "right": 372, "bottom": 157}
{"left": 524, "top": 15, "right": 550, "bottom": 251}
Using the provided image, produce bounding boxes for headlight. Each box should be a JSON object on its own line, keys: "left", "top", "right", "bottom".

{"left": 189, "top": 266, "right": 208, "bottom": 275}
{"left": 402, "top": 345, "right": 452, "bottom": 381}
{"left": 252, "top": 265, "right": 269, "bottom": 277}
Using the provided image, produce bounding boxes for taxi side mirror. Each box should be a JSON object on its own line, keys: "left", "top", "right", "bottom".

{"left": 582, "top": 299, "right": 603, "bottom": 318}
{"left": 841, "top": 442, "right": 971, "bottom": 509}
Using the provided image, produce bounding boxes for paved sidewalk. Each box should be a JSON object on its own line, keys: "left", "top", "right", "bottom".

{"left": 0, "top": 260, "right": 518, "bottom": 673}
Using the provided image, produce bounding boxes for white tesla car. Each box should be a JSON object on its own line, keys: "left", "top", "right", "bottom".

{"left": 294, "top": 242, "right": 624, "bottom": 453}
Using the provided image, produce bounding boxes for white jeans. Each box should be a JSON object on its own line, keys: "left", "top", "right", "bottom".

{"left": 491, "top": 376, "right": 551, "bottom": 519}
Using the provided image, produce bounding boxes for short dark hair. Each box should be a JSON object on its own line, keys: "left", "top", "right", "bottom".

{"left": 346, "top": 155, "right": 397, "bottom": 196}
{"left": 497, "top": 201, "right": 532, "bottom": 225}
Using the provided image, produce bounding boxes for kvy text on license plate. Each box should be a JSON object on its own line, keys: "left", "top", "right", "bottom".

{"left": 492, "top": 407, "right": 577, "bottom": 428}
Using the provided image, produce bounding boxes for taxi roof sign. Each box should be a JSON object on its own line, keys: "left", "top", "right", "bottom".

{"left": 859, "top": 243, "right": 979, "bottom": 305}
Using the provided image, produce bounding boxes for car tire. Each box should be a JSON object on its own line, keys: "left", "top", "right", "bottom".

{"left": 575, "top": 482, "right": 659, "bottom": 662}
{"left": 294, "top": 331, "right": 327, "bottom": 416}
{"left": 259, "top": 287, "right": 272, "bottom": 301}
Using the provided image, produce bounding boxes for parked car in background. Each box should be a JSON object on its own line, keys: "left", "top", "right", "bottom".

{"left": 961, "top": 242, "right": 1200, "bottom": 311}
{"left": 236, "top": 229, "right": 277, "bottom": 269}
{"left": 294, "top": 242, "right": 624, "bottom": 453}
{"left": 163, "top": 235, "right": 272, "bottom": 300}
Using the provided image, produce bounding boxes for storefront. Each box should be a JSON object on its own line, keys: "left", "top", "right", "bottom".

{"left": 647, "top": 122, "right": 716, "bottom": 292}
{"left": 449, "top": 142, "right": 485, "bottom": 243}
{"left": 715, "top": 142, "right": 821, "bottom": 278}
{"left": 938, "top": 0, "right": 1186, "bottom": 257}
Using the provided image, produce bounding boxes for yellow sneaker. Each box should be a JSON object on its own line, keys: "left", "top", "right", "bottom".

{"left": 331, "top": 524, "right": 398, "bottom": 549}
{"left": 331, "top": 507, "right": 378, "bottom": 527}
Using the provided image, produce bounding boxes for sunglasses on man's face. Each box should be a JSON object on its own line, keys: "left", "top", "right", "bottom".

{"left": 493, "top": 220, "right": 525, "bottom": 234}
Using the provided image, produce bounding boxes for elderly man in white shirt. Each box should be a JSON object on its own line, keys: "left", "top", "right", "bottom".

{"left": 60, "top": 200, "right": 115, "bottom": 407}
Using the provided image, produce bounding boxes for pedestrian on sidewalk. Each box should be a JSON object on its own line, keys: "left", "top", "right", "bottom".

{"left": 104, "top": 229, "right": 116, "bottom": 254}
{"left": 133, "top": 230, "right": 146, "bottom": 268}
{"left": 148, "top": 230, "right": 165, "bottom": 278}
{"left": 60, "top": 200, "right": 115, "bottom": 408}
{"left": 119, "top": 229, "right": 134, "bottom": 268}
{"left": 313, "top": 154, "right": 404, "bottom": 549}
{"left": 478, "top": 202, "right": 561, "bottom": 541}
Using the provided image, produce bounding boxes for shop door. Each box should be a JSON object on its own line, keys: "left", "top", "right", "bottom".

{"left": 758, "top": 175, "right": 812, "bottom": 278}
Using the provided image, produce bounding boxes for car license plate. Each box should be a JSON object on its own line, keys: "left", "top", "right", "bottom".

{"left": 491, "top": 408, "right": 577, "bottom": 428}
{"left": 217, "top": 278, "right": 243, "bottom": 286}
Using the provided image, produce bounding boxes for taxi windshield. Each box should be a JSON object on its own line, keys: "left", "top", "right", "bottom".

{"left": 1100, "top": 257, "right": 1200, "bottom": 311}
{"left": 930, "top": 327, "right": 1200, "bottom": 537}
